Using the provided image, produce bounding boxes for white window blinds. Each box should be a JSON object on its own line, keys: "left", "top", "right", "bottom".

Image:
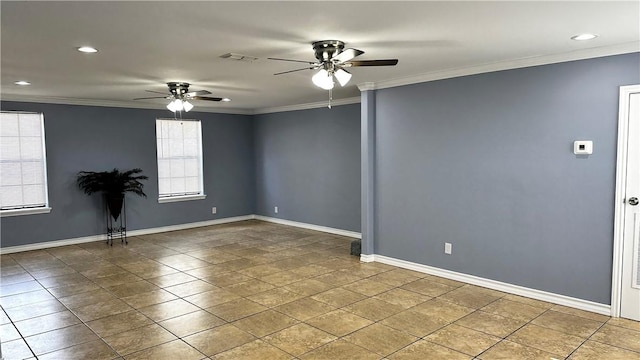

{"left": 0, "top": 112, "right": 49, "bottom": 210}
{"left": 156, "top": 119, "right": 204, "bottom": 198}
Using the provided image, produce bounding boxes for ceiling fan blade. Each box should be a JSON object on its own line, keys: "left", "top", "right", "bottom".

{"left": 345, "top": 59, "right": 399, "bottom": 67}
{"left": 274, "top": 67, "right": 314, "bottom": 75}
{"left": 333, "top": 48, "right": 364, "bottom": 63}
{"left": 145, "top": 90, "right": 170, "bottom": 95}
{"left": 268, "top": 57, "right": 316, "bottom": 64}
{"left": 186, "top": 90, "right": 212, "bottom": 97}
{"left": 191, "top": 96, "right": 223, "bottom": 102}
{"left": 133, "top": 96, "right": 168, "bottom": 100}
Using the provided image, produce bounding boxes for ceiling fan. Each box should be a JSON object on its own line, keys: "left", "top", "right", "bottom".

{"left": 269, "top": 40, "right": 399, "bottom": 90}
{"left": 134, "top": 82, "right": 230, "bottom": 112}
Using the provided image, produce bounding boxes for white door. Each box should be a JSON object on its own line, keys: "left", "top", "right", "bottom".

{"left": 620, "top": 87, "right": 640, "bottom": 321}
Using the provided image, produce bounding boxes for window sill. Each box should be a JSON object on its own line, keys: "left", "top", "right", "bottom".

{"left": 1, "top": 207, "right": 52, "bottom": 217}
{"left": 158, "top": 194, "right": 206, "bottom": 204}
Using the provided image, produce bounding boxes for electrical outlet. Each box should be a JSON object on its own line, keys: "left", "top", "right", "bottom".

{"left": 211, "top": 207, "right": 217, "bottom": 214}
{"left": 274, "top": 206, "right": 278, "bottom": 214}
{"left": 444, "top": 242, "right": 452, "bottom": 255}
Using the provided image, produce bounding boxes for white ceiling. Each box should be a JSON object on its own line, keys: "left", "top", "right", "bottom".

{"left": 2, "top": 1, "right": 639, "bottom": 113}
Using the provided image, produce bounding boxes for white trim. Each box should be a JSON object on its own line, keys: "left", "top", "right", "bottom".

{"left": 365, "top": 254, "right": 611, "bottom": 316}
{"left": 357, "top": 82, "right": 376, "bottom": 92}
{"left": 253, "top": 97, "right": 361, "bottom": 115}
{"left": 0, "top": 215, "right": 254, "bottom": 254}
{"left": 366, "top": 43, "right": 639, "bottom": 91}
{"left": 612, "top": 84, "right": 640, "bottom": 317}
{"left": 254, "top": 215, "right": 361, "bottom": 239}
{"left": 0, "top": 95, "right": 254, "bottom": 115}
{"left": 360, "top": 254, "right": 375, "bottom": 263}
{"left": 158, "top": 194, "right": 207, "bottom": 203}
{"left": 1, "top": 207, "right": 52, "bottom": 217}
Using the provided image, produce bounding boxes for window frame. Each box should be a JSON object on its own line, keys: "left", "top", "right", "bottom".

{"left": 0, "top": 111, "right": 51, "bottom": 217}
{"left": 155, "top": 118, "right": 206, "bottom": 203}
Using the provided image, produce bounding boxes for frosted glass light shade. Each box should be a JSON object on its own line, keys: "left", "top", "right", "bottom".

{"left": 183, "top": 100, "right": 194, "bottom": 112}
{"left": 312, "top": 69, "right": 334, "bottom": 90}
{"left": 334, "top": 68, "right": 352, "bottom": 87}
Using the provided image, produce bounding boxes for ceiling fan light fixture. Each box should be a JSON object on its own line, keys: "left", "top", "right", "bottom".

{"left": 182, "top": 100, "right": 194, "bottom": 112}
{"left": 334, "top": 68, "right": 352, "bottom": 87}
{"left": 166, "top": 99, "right": 183, "bottom": 112}
{"left": 312, "top": 69, "right": 334, "bottom": 90}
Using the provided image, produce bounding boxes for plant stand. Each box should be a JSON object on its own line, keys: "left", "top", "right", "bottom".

{"left": 106, "top": 197, "right": 127, "bottom": 246}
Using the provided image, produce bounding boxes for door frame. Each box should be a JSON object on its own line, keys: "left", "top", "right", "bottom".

{"left": 611, "top": 84, "right": 640, "bottom": 317}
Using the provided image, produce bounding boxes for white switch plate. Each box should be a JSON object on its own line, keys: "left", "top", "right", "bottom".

{"left": 211, "top": 207, "right": 217, "bottom": 214}
{"left": 274, "top": 206, "right": 278, "bottom": 214}
{"left": 574, "top": 140, "right": 593, "bottom": 155}
{"left": 444, "top": 242, "right": 452, "bottom": 255}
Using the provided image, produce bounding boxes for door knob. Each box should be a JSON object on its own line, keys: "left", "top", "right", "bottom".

{"left": 629, "top": 197, "right": 639, "bottom": 206}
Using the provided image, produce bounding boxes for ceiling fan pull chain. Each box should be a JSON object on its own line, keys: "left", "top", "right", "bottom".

{"left": 328, "top": 89, "right": 332, "bottom": 109}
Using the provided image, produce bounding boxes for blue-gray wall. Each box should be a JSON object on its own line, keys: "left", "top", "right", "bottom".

{"left": 254, "top": 105, "right": 361, "bottom": 232}
{"left": 373, "top": 53, "right": 640, "bottom": 304}
{"left": 0, "top": 102, "right": 255, "bottom": 247}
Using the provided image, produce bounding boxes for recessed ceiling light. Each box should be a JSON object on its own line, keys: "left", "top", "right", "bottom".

{"left": 221, "top": 98, "right": 231, "bottom": 102}
{"left": 14, "top": 80, "right": 31, "bottom": 86}
{"left": 77, "top": 46, "right": 98, "bottom": 53}
{"left": 571, "top": 34, "right": 598, "bottom": 41}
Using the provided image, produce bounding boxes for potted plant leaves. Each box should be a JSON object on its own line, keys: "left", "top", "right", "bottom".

{"left": 77, "top": 168, "right": 148, "bottom": 244}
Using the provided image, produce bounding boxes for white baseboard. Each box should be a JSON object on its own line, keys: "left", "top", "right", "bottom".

{"left": 0, "top": 215, "right": 254, "bottom": 254}
{"left": 254, "top": 215, "right": 361, "bottom": 239}
{"left": 364, "top": 254, "right": 611, "bottom": 316}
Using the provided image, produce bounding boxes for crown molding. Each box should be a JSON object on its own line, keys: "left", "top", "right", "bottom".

{"left": 369, "top": 42, "right": 640, "bottom": 91}
{"left": 254, "top": 96, "right": 361, "bottom": 115}
{"left": 0, "top": 95, "right": 254, "bottom": 115}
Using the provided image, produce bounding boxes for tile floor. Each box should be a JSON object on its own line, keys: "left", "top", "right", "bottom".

{"left": 1, "top": 220, "right": 639, "bottom": 359}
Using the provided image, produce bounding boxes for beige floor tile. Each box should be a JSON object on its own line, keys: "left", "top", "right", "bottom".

{"left": 478, "top": 340, "right": 561, "bottom": 360}
{"left": 273, "top": 297, "right": 335, "bottom": 321}
{"left": 34, "top": 273, "right": 87, "bottom": 289}
{"left": 381, "top": 309, "right": 449, "bottom": 337}
{"left": 400, "top": 278, "right": 456, "bottom": 297}
{"left": 212, "top": 339, "right": 292, "bottom": 360}
{"left": 607, "top": 317, "right": 640, "bottom": 331}
{"left": 481, "top": 298, "right": 547, "bottom": 322}
{"left": 313, "top": 270, "right": 362, "bottom": 286}
{"left": 238, "top": 264, "right": 283, "bottom": 277}
{"left": 0, "top": 280, "right": 44, "bottom": 296}
{"left": 147, "top": 272, "right": 198, "bottom": 287}
{"left": 232, "top": 309, "right": 298, "bottom": 337}
{"left": 388, "top": 340, "right": 471, "bottom": 360}
{"left": 311, "top": 287, "right": 367, "bottom": 308}
{"left": 107, "top": 280, "right": 159, "bottom": 298}
{"left": 25, "top": 323, "right": 100, "bottom": 355}
{"left": 226, "top": 279, "right": 276, "bottom": 296}
{"left": 550, "top": 305, "right": 611, "bottom": 322}
{"left": 121, "top": 289, "right": 178, "bottom": 309}
{"left": 374, "top": 288, "right": 431, "bottom": 309}
{"left": 502, "top": 294, "right": 555, "bottom": 309}
{"left": 87, "top": 310, "right": 153, "bottom": 338}
{"left": 288, "top": 264, "right": 334, "bottom": 277}
{"left": 258, "top": 270, "right": 306, "bottom": 286}
{"left": 92, "top": 272, "right": 142, "bottom": 288}
{"left": 342, "top": 278, "right": 395, "bottom": 296}
{"left": 3, "top": 299, "right": 66, "bottom": 322}
{"left": 48, "top": 281, "right": 102, "bottom": 298}
{"left": 343, "top": 297, "right": 405, "bottom": 321}
{"left": 298, "top": 339, "right": 380, "bottom": 360}
{"left": 1, "top": 338, "right": 36, "bottom": 359}
{"left": 156, "top": 254, "right": 211, "bottom": 271}
{"left": 183, "top": 324, "right": 256, "bottom": 356}
{"left": 343, "top": 323, "right": 418, "bottom": 356}
{"left": 164, "top": 280, "right": 218, "bottom": 297}
{"left": 531, "top": 310, "right": 603, "bottom": 337}
{"left": 38, "top": 339, "right": 119, "bottom": 360}
{"left": 72, "top": 298, "right": 134, "bottom": 322}
{"left": 0, "top": 289, "right": 55, "bottom": 308}
{"left": 184, "top": 288, "right": 241, "bottom": 308}
{"left": 412, "top": 298, "right": 475, "bottom": 323}
{"left": 206, "top": 298, "right": 268, "bottom": 322}
{"left": 159, "top": 310, "right": 225, "bottom": 337}
{"left": 589, "top": 324, "right": 640, "bottom": 352}
{"left": 14, "top": 310, "right": 81, "bottom": 337}
{"left": 306, "top": 309, "right": 373, "bottom": 337}
{"left": 0, "top": 322, "right": 21, "bottom": 342}
{"left": 455, "top": 310, "right": 526, "bottom": 337}
{"left": 568, "top": 340, "right": 640, "bottom": 360}
{"left": 507, "top": 324, "right": 585, "bottom": 357}
{"left": 200, "top": 271, "right": 253, "bottom": 287}
{"left": 368, "top": 269, "right": 422, "bottom": 287}
{"left": 59, "top": 289, "right": 117, "bottom": 309}
{"left": 103, "top": 323, "right": 177, "bottom": 356}
{"left": 246, "top": 287, "right": 305, "bottom": 307}
{"left": 264, "top": 323, "right": 336, "bottom": 356}
{"left": 283, "top": 278, "right": 335, "bottom": 296}
{"left": 138, "top": 298, "right": 200, "bottom": 322}
{"left": 425, "top": 324, "right": 501, "bottom": 356}
{"left": 439, "top": 285, "right": 504, "bottom": 309}
{"left": 124, "top": 340, "right": 206, "bottom": 360}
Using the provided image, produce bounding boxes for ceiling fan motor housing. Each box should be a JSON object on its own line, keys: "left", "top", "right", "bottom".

{"left": 312, "top": 40, "right": 345, "bottom": 62}
{"left": 167, "top": 82, "right": 190, "bottom": 97}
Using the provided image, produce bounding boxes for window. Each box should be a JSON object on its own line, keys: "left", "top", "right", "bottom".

{"left": 155, "top": 119, "right": 205, "bottom": 203}
{"left": 0, "top": 111, "right": 51, "bottom": 216}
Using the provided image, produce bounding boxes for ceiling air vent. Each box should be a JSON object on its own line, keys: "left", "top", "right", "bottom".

{"left": 220, "top": 53, "right": 258, "bottom": 62}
